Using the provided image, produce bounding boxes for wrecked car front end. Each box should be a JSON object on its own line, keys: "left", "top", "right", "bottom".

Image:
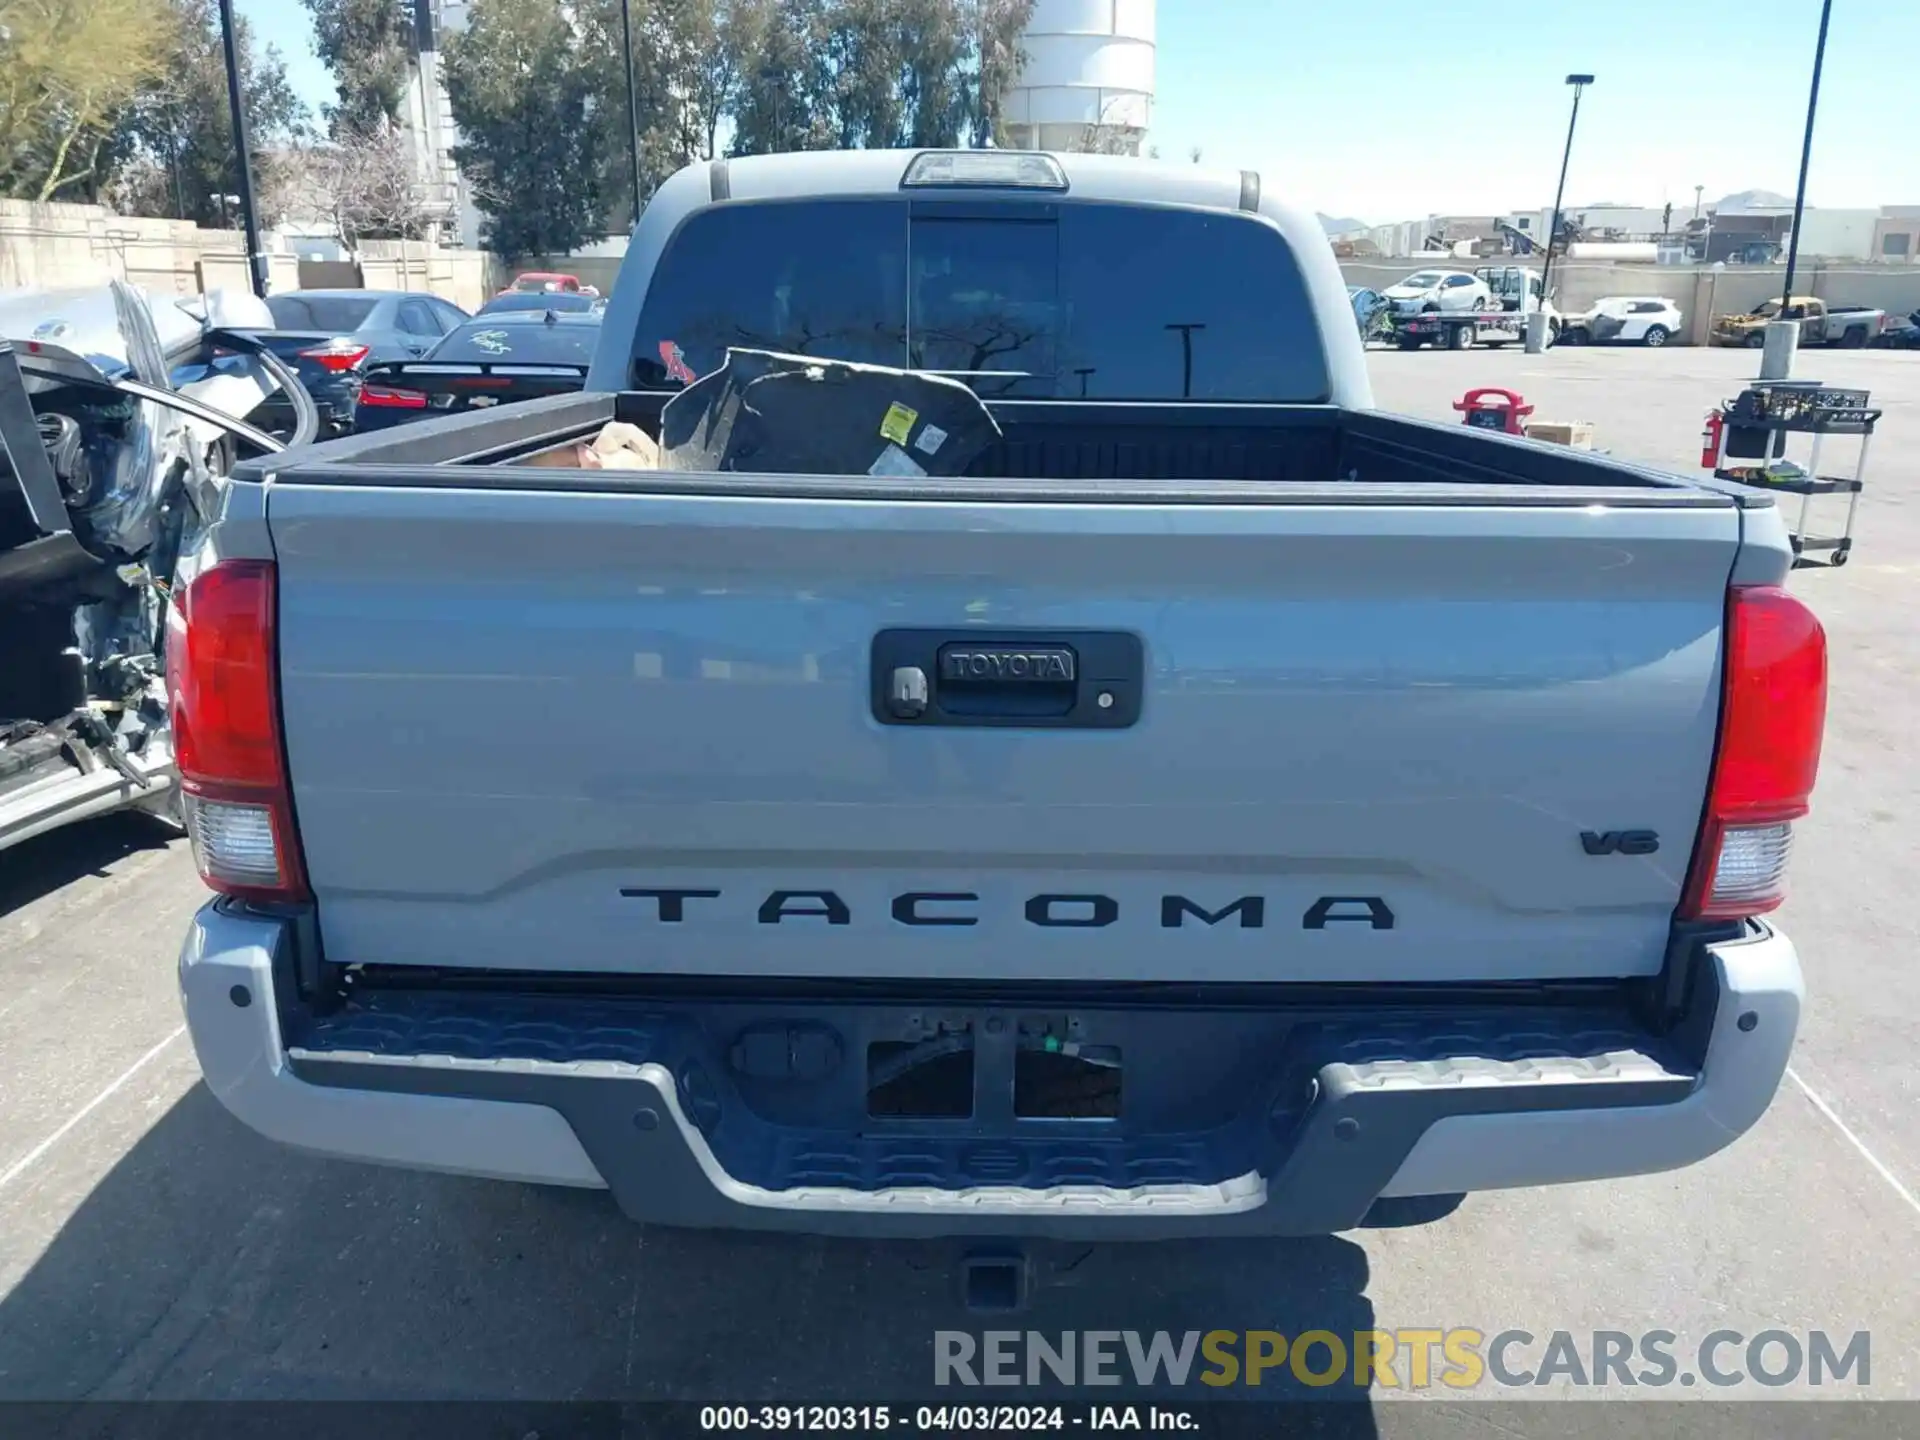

{"left": 0, "top": 281, "right": 312, "bottom": 853}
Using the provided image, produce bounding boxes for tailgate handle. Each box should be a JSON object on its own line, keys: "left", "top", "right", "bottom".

{"left": 871, "top": 630, "right": 1142, "bottom": 730}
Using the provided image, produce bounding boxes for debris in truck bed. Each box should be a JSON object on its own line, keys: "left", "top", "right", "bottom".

{"left": 524, "top": 421, "right": 660, "bottom": 471}
{"left": 658, "top": 348, "right": 1001, "bottom": 478}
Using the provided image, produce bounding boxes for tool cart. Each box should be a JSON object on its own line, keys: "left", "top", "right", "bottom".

{"left": 1703, "top": 380, "right": 1877, "bottom": 568}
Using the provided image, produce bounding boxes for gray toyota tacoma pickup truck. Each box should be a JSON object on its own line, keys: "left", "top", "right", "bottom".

{"left": 173, "top": 149, "right": 1826, "bottom": 1243}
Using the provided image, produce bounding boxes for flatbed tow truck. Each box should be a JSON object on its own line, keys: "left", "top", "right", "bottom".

{"left": 1388, "top": 308, "right": 1532, "bottom": 350}
{"left": 1386, "top": 266, "right": 1561, "bottom": 351}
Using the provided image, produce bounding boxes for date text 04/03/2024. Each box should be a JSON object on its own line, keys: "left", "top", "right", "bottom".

{"left": 698, "top": 1405, "right": 1199, "bottom": 1432}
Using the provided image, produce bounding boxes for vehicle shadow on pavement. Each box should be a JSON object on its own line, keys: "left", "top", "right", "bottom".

{"left": 0, "top": 813, "right": 175, "bottom": 920}
{"left": 0, "top": 1083, "right": 1380, "bottom": 1431}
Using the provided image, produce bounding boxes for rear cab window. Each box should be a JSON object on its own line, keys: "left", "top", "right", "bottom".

{"left": 631, "top": 198, "right": 1330, "bottom": 402}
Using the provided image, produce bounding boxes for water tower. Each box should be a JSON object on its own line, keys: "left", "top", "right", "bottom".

{"left": 1002, "top": 0, "right": 1157, "bottom": 155}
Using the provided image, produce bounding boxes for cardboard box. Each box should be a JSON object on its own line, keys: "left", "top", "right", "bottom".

{"left": 1524, "top": 420, "right": 1596, "bottom": 450}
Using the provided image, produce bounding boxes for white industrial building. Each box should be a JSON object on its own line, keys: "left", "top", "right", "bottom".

{"left": 1002, "top": 0, "right": 1156, "bottom": 155}
{"left": 400, "top": 0, "right": 481, "bottom": 248}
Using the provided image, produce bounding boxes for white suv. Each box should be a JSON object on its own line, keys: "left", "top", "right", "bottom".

{"left": 1562, "top": 296, "right": 1684, "bottom": 347}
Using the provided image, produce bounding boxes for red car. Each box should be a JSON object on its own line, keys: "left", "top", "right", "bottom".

{"left": 499, "top": 271, "right": 584, "bottom": 297}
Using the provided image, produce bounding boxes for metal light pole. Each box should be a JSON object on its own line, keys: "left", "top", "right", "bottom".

{"left": 620, "top": 0, "right": 643, "bottom": 225}
{"left": 1780, "top": 0, "right": 1833, "bottom": 311}
{"left": 216, "top": 0, "right": 269, "bottom": 298}
{"left": 1760, "top": 0, "right": 1833, "bottom": 381}
{"left": 1537, "top": 74, "right": 1594, "bottom": 307}
{"left": 1693, "top": 184, "right": 1705, "bottom": 220}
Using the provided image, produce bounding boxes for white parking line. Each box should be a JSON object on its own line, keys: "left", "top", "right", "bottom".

{"left": 0, "top": 1025, "right": 186, "bottom": 1194}
{"left": 1788, "top": 1065, "right": 1920, "bottom": 1220}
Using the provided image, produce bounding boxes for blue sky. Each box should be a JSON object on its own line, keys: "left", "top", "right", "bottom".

{"left": 244, "top": 0, "right": 1916, "bottom": 224}
{"left": 238, "top": 0, "right": 336, "bottom": 114}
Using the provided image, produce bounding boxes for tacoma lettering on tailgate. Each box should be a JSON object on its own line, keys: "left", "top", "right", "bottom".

{"left": 620, "top": 889, "right": 1395, "bottom": 930}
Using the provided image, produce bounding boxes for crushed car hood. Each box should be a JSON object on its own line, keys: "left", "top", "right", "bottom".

{"left": 2, "top": 283, "right": 281, "bottom": 558}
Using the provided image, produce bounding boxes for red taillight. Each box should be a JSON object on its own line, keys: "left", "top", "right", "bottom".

{"left": 166, "top": 560, "right": 309, "bottom": 903}
{"left": 1679, "top": 585, "right": 1827, "bottom": 921}
{"left": 298, "top": 340, "right": 371, "bottom": 372}
{"left": 360, "top": 385, "right": 428, "bottom": 409}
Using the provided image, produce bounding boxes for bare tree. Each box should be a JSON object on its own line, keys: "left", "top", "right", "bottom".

{"left": 1063, "top": 96, "right": 1143, "bottom": 156}
{"left": 332, "top": 121, "right": 431, "bottom": 246}
{"left": 272, "top": 121, "right": 430, "bottom": 250}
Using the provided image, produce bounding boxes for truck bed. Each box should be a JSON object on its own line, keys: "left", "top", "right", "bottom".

{"left": 291, "top": 388, "right": 1712, "bottom": 495}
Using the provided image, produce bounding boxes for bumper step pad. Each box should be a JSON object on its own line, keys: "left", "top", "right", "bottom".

{"left": 288, "top": 987, "right": 1696, "bottom": 1232}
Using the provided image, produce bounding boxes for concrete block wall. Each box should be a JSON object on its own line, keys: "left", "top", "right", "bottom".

{"left": 0, "top": 198, "right": 493, "bottom": 313}
{"left": 358, "top": 239, "right": 496, "bottom": 314}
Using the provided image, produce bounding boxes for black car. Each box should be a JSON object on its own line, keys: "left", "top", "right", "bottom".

{"left": 1873, "top": 308, "right": 1920, "bottom": 349}
{"left": 354, "top": 309, "right": 603, "bottom": 432}
{"left": 476, "top": 291, "right": 604, "bottom": 317}
{"left": 244, "top": 290, "right": 471, "bottom": 437}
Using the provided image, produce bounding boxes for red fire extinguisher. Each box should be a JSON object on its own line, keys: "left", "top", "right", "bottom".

{"left": 1701, "top": 409, "right": 1725, "bottom": 470}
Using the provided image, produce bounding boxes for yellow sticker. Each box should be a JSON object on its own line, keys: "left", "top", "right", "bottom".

{"left": 879, "top": 401, "right": 919, "bottom": 445}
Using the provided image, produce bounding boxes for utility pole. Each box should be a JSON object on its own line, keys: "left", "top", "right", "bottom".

{"left": 1538, "top": 74, "right": 1594, "bottom": 308}
{"left": 1693, "top": 184, "right": 1705, "bottom": 220}
{"left": 1527, "top": 73, "right": 1592, "bottom": 353}
{"left": 620, "top": 0, "right": 643, "bottom": 226}
{"left": 216, "top": 0, "right": 269, "bottom": 298}
{"left": 1763, "top": 0, "right": 1834, "bottom": 381}
{"left": 1781, "top": 0, "right": 1833, "bottom": 312}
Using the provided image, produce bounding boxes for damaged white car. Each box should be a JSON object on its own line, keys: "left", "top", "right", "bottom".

{"left": 0, "top": 281, "right": 315, "bottom": 853}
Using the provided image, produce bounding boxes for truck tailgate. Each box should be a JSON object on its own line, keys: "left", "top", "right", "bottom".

{"left": 266, "top": 479, "right": 1738, "bottom": 985}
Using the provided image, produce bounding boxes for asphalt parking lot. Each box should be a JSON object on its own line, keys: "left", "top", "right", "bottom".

{"left": 2, "top": 345, "right": 1917, "bottom": 1421}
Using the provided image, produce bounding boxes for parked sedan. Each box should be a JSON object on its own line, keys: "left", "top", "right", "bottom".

{"left": 244, "top": 289, "right": 472, "bottom": 435}
{"left": 354, "top": 308, "right": 602, "bottom": 433}
{"left": 1382, "top": 269, "right": 1492, "bottom": 314}
{"left": 1558, "top": 296, "right": 1683, "bottom": 348}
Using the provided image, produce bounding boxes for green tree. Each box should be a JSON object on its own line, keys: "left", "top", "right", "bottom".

{"left": 566, "top": 0, "right": 740, "bottom": 231}
{"left": 729, "top": 0, "right": 1031, "bottom": 156}
{"left": 99, "top": 0, "right": 309, "bottom": 223}
{"left": 662, "top": 0, "right": 741, "bottom": 166}
{"left": 302, "top": 0, "right": 414, "bottom": 136}
{"left": 969, "top": 0, "right": 1035, "bottom": 146}
{"left": 445, "top": 0, "right": 1036, "bottom": 251}
{"left": 724, "top": 0, "right": 834, "bottom": 157}
{"left": 443, "top": 0, "right": 602, "bottom": 259}
{"left": 0, "top": 0, "right": 172, "bottom": 201}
